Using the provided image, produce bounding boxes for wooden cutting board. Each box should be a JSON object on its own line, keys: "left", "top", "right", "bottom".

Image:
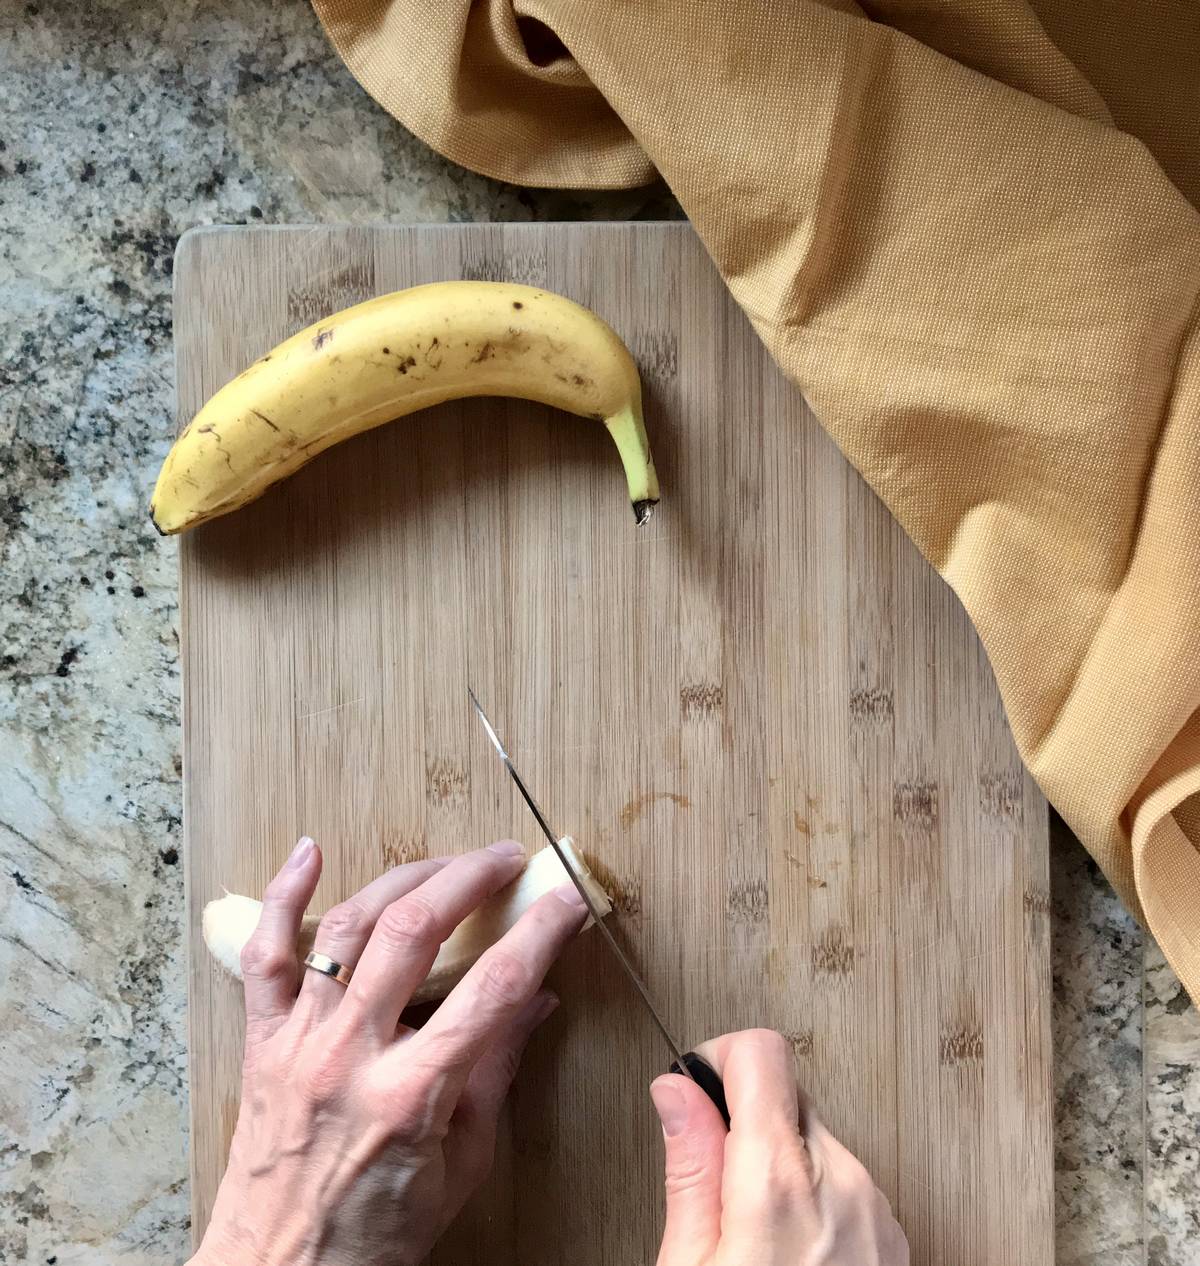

{"left": 177, "top": 224, "right": 1052, "bottom": 1264}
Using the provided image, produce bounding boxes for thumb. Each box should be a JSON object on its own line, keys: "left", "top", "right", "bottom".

{"left": 441, "top": 990, "right": 559, "bottom": 1199}
{"left": 651, "top": 1074, "right": 726, "bottom": 1265}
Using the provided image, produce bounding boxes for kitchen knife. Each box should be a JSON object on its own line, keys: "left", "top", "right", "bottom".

{"left": 468, "top": 687, "right": 730, "bottom": 1128}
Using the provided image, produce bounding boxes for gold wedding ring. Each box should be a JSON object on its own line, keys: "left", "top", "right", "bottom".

{"left": 303, "top": 951, "right": 354, "bottom": 986}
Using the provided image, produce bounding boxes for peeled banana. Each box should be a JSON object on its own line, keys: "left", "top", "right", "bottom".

{"left": 202, "top": 839, "right": 612, "bottom": 1006}
{"left": 152, "top": 280, "right": 659, "bottom": 534}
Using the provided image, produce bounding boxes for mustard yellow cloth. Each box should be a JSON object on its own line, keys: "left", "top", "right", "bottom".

{"left": 311, "top": 0, "right": 1200, "bottom": 1002}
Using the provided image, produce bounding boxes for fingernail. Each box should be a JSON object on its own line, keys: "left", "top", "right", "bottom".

{"left": 535, "top": 992, "right": 560, "bottom": 1023}
{"left": 488, "top": 839, "right": 525, "bottom": 858}
{"left": 651, "top": 1079, "right": 688, "bottom": 1137}
{"left": 552, "top": 881, "right": 586, "bottom": 909}
{"left": 430, "top": 854, "right": 455, "bottom": 866}
{"left": 286, "top": 836, "right": 315, "bottom": 870}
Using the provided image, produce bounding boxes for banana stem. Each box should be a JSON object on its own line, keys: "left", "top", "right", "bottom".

{"left": 604, "top": 402, "right": 661, "bottom": 523}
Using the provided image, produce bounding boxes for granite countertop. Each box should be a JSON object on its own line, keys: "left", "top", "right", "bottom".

{"left": 1, "top": 4, "right": 1196, "bottom": 1263}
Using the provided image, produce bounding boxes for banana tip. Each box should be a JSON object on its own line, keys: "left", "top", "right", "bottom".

{"left": 149, "top": 506, "right": 167, "bottom": 537}
{"left": 632, "top": 498, "right": 657, "bottom": 527}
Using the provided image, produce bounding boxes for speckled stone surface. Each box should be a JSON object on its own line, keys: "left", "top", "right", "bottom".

{"left": 1145, "top": 944, "right": 1200, "bottom": 1264}
{"left": 1050, "top": 817, "right": 1146, "bottom": 1266}
{"left": 0, "top": 3, "right": 1194, "bottom": 1263}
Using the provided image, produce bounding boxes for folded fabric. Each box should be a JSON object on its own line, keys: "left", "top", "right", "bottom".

{"left": 311, "top": 0, "right": 1200, "bottom": 1003}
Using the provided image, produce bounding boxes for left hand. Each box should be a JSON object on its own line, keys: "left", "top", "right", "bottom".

{"left": 191, "top": 835, "right": 587, "bottom": 1266}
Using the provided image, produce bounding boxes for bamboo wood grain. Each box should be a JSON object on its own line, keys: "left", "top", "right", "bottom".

{"left": 176, "top": 223, "right": 1053, "bottom": 1265}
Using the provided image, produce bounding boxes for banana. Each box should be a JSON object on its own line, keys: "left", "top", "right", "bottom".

{"left": 152, "top": 281, "right": 659, "bottom": 534}
{"left": 202, "top": 839, "right": 612, "bottom": 1005}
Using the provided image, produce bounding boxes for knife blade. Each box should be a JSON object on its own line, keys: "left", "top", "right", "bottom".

{"left": 467, "top": 686, "right": 730, "bottom": 1127}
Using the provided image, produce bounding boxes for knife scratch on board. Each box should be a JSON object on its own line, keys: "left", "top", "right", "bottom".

{"left": 297, "top": 696, "right": 366, "bottom": 721}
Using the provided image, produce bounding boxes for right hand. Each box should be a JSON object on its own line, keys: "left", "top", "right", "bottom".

{"left": 650, "top": 1029, "right": 909, "bottom": 1265}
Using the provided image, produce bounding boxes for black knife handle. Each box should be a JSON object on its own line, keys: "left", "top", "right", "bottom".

{"left": 670, "top": 1051, "right": 731, "bottom": 1128}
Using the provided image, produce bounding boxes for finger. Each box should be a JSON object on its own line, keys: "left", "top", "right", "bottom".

{"left": 875, "top": 1188, "right": 910, "bottom": 1262}
{"left": 397, "top": 884, "right": 587, "bottom": 1093}
{"left": 651, "top": 1073, "right": 726, "bottom": 1265}
{"left": 803, "top": 1110, "right": 885, "bottom": 1205}
{"left": 804, "top": 1108, "right": 846, "bottom": 1158}
{"left": 341, "top": 841, "right": 528, "bottom": 1040}
{"left": 440, "top": 990, "right": 558, "bottom": 1217}
{"left": 297, "top": 856, "right": 449, "bottom": 1019}
{"left": 688, "top": 1032, "right": 815, "bottom": 1256}
{"left": 690, "top": 1028, "right": 799, "bottom": 1134}
{"left": 239, "top": 837, "right": 322, "bottom": 1031}
{"left": 884, "top": 1208, "right": 912, "bottom": 1263}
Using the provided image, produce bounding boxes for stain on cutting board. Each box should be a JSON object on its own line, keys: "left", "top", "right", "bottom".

{"left": 618, "top": 790, "right": 690, "bottom": 829}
